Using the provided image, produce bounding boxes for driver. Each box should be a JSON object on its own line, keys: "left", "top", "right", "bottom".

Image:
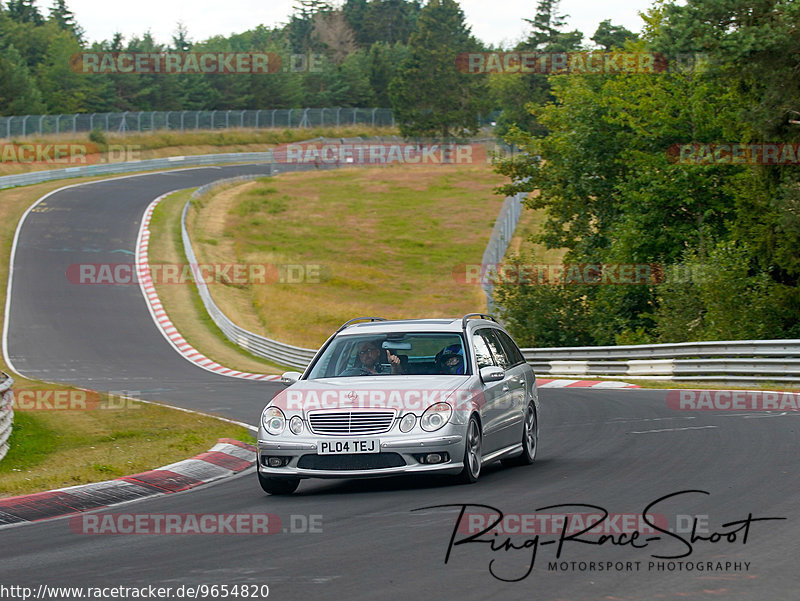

{"left": 354, "top": 340, "right": 403, "bottom": 375}
{"left": 435, "top": 344, "right": 465, "bottom": 375}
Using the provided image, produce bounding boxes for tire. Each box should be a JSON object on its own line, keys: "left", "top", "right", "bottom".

{"left": 457, "top": 415, "right": 482, "bottom": 484}
{"left": 502, "top": 401, "right": 537, "bottom": 467}
{"left": 258, "top": 471, "right": 300, "bottom": 495}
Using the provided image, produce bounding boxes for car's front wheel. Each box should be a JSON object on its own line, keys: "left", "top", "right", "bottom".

{"left": 258, "top": 471, "right": 300, "bottom": 495}
{"left": 502, "top": 401, "right": 537, "bottom": 467}
{"left": 457, "top": 415, "right": 482, "bottom": 484}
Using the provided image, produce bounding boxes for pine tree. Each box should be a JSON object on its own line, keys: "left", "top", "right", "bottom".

{"left": 389, "top": 0, "right": 488, "bottom": 138}
{"left": 0, "top": 44, "right": 46, "bottom": 114}
{"left": 6, "top": 0, "right": 44, "bottom": 25}
{"left": 48, "top": 0, "right": 83, "bottom": 41}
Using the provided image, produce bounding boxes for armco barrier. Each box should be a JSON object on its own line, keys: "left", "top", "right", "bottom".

{"left": 9, "top": 136, "right": 792, "bottom": 384}
{"left": 0, "top": 151, "right": 275, "bottom": 190}
{"left": 481, "top": 192, "right": 525, "bottom": 310}
{"left": 183, "top": 180, "right": 317, "bottom": 370}
{"left": 523, "top": 340, "right": 800, "bottom": 383}
{"left": 0, "top": 372, "right": 15, "bottom": 462}
{"left": 176, "top": 136, "right": 500, "bottom": 369}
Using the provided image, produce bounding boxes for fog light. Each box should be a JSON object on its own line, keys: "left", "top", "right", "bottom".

{"left": 413, "top": 452, "right": 449, "bottom": 464}
{"left": 265, "top": 456, "right": 288, "bottom": 467}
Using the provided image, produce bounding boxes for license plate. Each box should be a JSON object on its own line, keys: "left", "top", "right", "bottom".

{"left": 318, "top": 439, "right": 380, "bottom": 455}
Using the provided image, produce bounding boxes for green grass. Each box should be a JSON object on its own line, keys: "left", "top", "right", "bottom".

{"left": 0, "top": 399, "right": 254, "bottom": 497}
{"left": 146, "top": 188, "right": 288, "bottom": 374}
{"left": 188, "top": 164, "right": 505, "bottom": 348}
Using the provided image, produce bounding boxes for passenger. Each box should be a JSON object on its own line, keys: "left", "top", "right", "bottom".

{"left": 435, "top": 344, "right": 465, "bottom": 375}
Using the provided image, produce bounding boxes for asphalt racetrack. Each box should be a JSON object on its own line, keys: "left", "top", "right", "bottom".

{"left": 1, "top": 164, "right": 797, "bottom": 600}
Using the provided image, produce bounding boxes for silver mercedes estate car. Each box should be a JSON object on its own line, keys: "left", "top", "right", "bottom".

{"left": 257, "top": 314, "right": 539, "bottom": 494}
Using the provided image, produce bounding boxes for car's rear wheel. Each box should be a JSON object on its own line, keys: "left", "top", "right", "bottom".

{"left": 502, "top": 401, "right": 537, "bottom": 467}
{"left": 457, "top": 415, "right": 482, "bottom": 484}
{"left": 258, "top": 471, "right": 300, "bottom": 495}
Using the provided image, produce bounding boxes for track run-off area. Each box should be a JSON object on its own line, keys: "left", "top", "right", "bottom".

{"left": 1, "top": 162, "right": 797, "bottom": 600}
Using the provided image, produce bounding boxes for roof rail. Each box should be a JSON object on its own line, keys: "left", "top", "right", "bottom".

{"left": 461, "top": 313, "right": 498, "bottom": 330}
{"left": 336, "top": 316, "right": 387, "bottom": 333}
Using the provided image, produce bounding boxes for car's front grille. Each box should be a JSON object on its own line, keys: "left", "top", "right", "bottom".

{"left": 308, "top": 411, "right": 395, "bottom": 436}
{"left": 298, "top": 453, "right": 406, "bottom": 471}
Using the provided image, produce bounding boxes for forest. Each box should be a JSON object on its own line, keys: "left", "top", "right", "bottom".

{"left": 1, "top": 0, "right": 798, "bottom": 345}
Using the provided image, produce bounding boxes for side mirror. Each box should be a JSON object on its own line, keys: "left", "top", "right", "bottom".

{"left": 479, "top": 366, "right": 504, "bottom": 383}
{"left": 280, "top": 371, "right": 302, "bottom": 385}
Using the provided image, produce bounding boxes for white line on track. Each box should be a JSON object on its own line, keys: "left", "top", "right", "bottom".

{"left": 628, "top": 425, "right": 718, "bottom": 434}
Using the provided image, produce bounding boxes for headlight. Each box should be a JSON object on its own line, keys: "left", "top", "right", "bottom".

{"left": 420, "top": 402, "right": 452, "bottom": 432}
{"left": 262, "top": 406, "right": 286, "bottom": 435}
{"left": 289, "top": 415, "right": 304, "bottom": 435}
{"left": 399, "top": 413, "right": 416, "bottom": 433}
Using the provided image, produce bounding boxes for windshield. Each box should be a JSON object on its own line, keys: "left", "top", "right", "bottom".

{"left": 306, "top": 333, "right": 469, "bottom": 379}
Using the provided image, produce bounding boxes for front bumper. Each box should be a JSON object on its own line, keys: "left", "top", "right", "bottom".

{"left": 257, "top": 434, "right": 465, "bottom": 479}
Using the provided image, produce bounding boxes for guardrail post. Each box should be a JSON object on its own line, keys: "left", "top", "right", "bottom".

{"left": 225, "top": 110, "right": 231, "bottom": 129}
{"left": 21, "top": 115, "right": 29, "bottom": 137}
{"left": 211, "top": 110, "right": 217, "bottom": 129}
{"left": 371, "top": 107, "right": 377, "bottom": 126}
{"left": 38, "top": 114, "right": 45, "bottom": 135}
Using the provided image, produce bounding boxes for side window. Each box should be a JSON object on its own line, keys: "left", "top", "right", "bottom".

{"left": 482, "top": 329, "right": 511, "bottom": 369}
{"left": 495, "top": 330, "right": 525, "bottom": 366}
{"left": 472, "top": 332, "right": 494, "bottom": 368}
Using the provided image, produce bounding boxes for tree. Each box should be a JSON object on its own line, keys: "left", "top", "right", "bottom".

{"left": 312, "top": 9, "right": 357, "bottom": 64}
{"left": 48, "top": 0, "right": 83, "bottom": 41}
{"left": 521, "top": 0, "right": 581, "bottom": 52}
{"left": 389, "top": 0, "right": 489, "bottom": 138}
{"left": 172, "top": 22, "right": 191, "bottom": 51}
{"left": 0, "top": 44, "right": 45, "bottom": 114}
{"left": 591, "top": 19, "right": 637, "bottom": 50}
{"left": 491, "top": 0, "right": 583, "bottom": 136}
{"left": 6, "top": 0, "right": 43, "bottom": 25}
{"left": 288, "top": 0, "right": 332, "bottom": 54}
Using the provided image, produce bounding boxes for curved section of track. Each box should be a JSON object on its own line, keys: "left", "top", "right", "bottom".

{"left": 1, "top": 165, "right": 796, "bottom": 600}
